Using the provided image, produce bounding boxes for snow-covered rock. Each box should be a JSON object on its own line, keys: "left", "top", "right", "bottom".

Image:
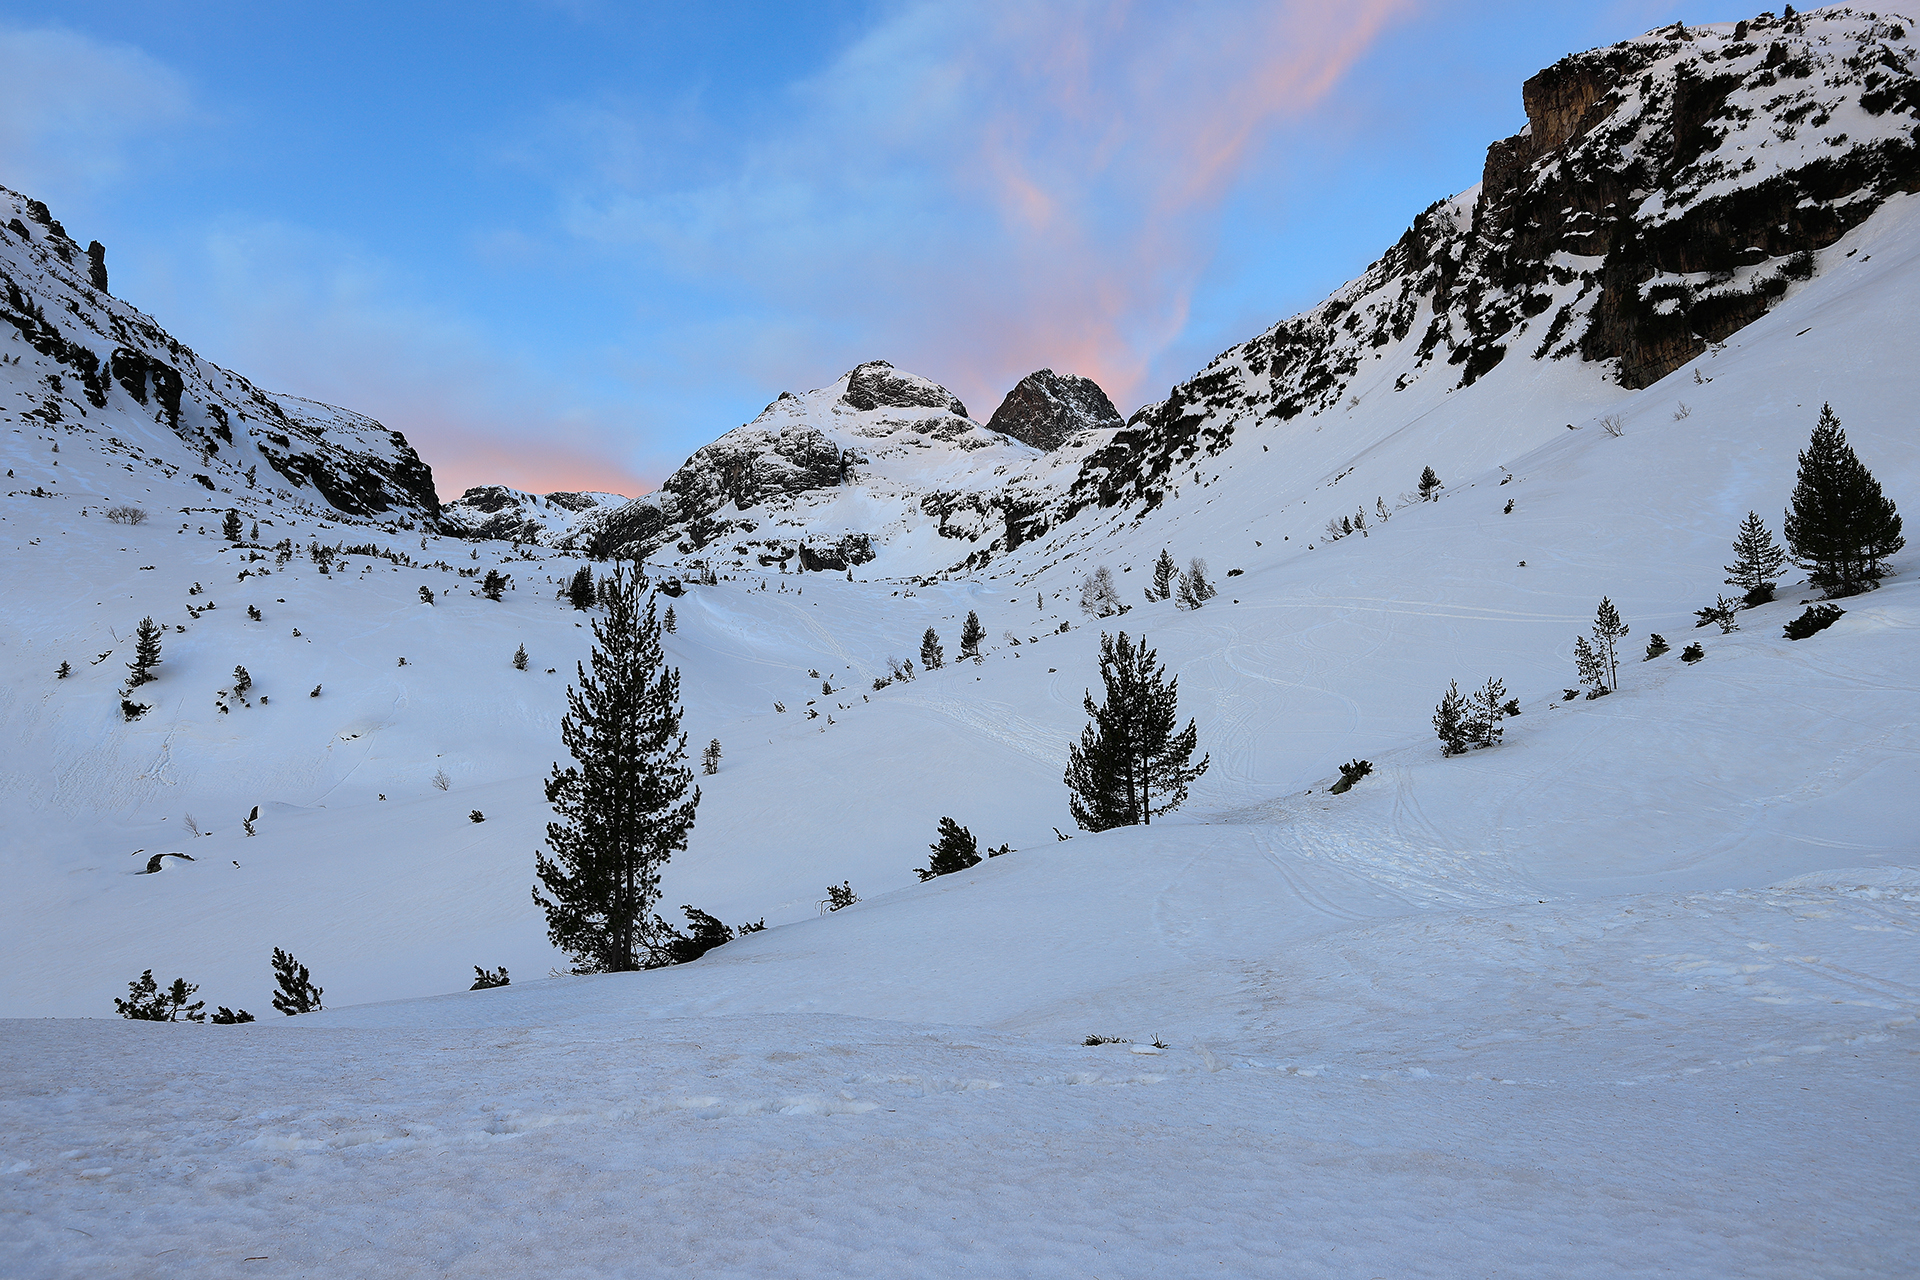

{"left": 0, "top": 185, "right": 440, "bottom": 524}
{"left": 438, "top": 485, "right": 627, "bottom": 544}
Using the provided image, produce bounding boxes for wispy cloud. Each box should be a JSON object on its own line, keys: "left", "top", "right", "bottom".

{"left": 0, "top": 25, "right": 195, "bottom": 202}
{"left": 558, "top": 0, "right": 1416, "bottom": 416}
{"left": 167, "top": 219, "right": 656, "bottom": 500}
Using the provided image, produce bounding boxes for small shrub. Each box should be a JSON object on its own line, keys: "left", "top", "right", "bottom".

{"left": 1742, "top": 583, "right": 1775, "bottom": 607}
{"left": 1783, "top": 604, "right": 1844, "bottom": 640}
{"left": 432, "top": 767, "right": 450, "bottom": 791}
{"left": 1083, "top": 1034, "right": 1131, "bottom": 1046}
{"left": 1329, "top": 759, "right": 1373, "bottom": 794}
{"left": 469, "top": 809, "right": 485, "bottom": 823}
{"left": 210, "top": 1006, "right": 255, "bottom": 1024}
{"left": 1644, "top": 633, "right": 1669, "bottom": 660}
{"left": 513, "top": 643, "right": 528, "bottom": 670}
{"left": 470, "top": 965, "right": 510, "bottom": 990}
{"left": 115, "top": 970, "right": 206, "bottom": 1022}
{"left": 1562, "top": 689, "right": 1579, "bottom": 701}
{"left": 56, "top": 660, "right": 70, "bottom": 678}
{"left": 1584, "top": 686, "right": 1610, "bottom": 699}
{"left": 1500, "top": 698, "right": 1521, "bottom": 717}
{"left": 270, "top": 947, "right": 323, "bottom": 1015}
{"left": 821, "top": 881, "right": 859, "bottom": 913}
{"left": 1680, "top": 643, "right": 1705, "bottom": 663}
{"left": 419, "top": 585, "right": 435, "bottom": 605}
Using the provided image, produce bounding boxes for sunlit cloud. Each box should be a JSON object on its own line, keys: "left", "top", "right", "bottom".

{"left": 558, "top": 0, "right": 1416, "bottom": 417}
{"left": 0, "top": 25, "right": 195, "bottom": 202}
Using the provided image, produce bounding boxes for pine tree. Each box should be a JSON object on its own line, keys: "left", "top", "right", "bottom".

{"left": 125, "top": 616, "right": 163, "bottom": 688}
{"left": 702, "top": 738, "right": 721, "bottom": 774}
{"left": 231, "top": 665, "right": 251, "bottom": 697}
{"left": 649, "top": 906, "right": 734, "bottom": 966}
{"left": 114, "top": 970, "right": 207, "bottom": 1021}
{"left": 1064, "top": 632, "right": 1209, "bottom": 830}
{"left": 1470, "top": 677, "right": 1508, "bottom": 748}
{"left": 1784, "top": 404, "right": 1904, "bottom": 595}
{"left": 918, "top": 816, "right": 982, "bottom": 880}
{"left": 1724, "top": 511, "right": 1788, "bottom": 599}
{"left": 960, "top": 610, "right": 985, "bottom": 657}
{"left": 1418, "top": 466, "right": 1443, "bottom": 501}
{"left": 270, "top": 948, "right": 323, "bottom": 1015}
{"left": 1644, "top": 633, "right": 1670, "bottom": 660}
{"left": 470, "top": 965, "right": 510, "bottom": 990}
{"left": 567, "top": 565, "right": 595, "bottom": 610}
{"left": 664, "top": 605, "right": 677, "bottom": 633}
{"left": 1432, "top": 680, "right": 1470, "bottom": 755}
{"left": 211, "top": 1005, "right": 254, "bottom": 1023}
{"left": 920, "top": 626, "right": 944, "bottom": 670}
{"left": 534, "top": 570, "right": 700, "bottom": 973}
{"left": 1591, "top": 597, "right": 1628, "bottom": 689}
{"left": 481, "top": 568, "right": 507, "bottom": 600}
{"left": 1150, "top": 550, "right": 1177, "bottom": 601}
{"left": 222, "top": 509, "right": 243, "bottom": 542}
{"left": 513, "top": 643, "right": 529, "bottom": 670}
{"left": 1573, "top": 636, "right": 1606, "bottom": 692}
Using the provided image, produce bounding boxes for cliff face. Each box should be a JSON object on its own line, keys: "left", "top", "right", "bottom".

{"left": 985, "top": 370, "right": 1124, "bottom": 452}
{"left": 1066, "top": 8, "right": 1920, "bottom": 518}
{"left": 0, "top": 186, "right": 441, "bottom": 522}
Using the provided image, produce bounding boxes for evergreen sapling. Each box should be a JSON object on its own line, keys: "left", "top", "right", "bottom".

{"left": 918, "top": 816, "right": 982, "bottom": 880}
{"left": 270, "top": 948, "right": 323, "bottom": 1015}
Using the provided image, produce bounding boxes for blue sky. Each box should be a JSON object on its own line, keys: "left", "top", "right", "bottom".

{"left": 0, "top": 0, "right": 1736, "bottom": 498}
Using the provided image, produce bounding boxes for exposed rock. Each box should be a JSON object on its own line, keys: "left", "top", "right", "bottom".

{"left": 86, "top": 241, "right": 107, "bottom": 293}
{"left": 986, "top": 369, "right": 1123, "bottom": 451}
{"left": 439, "top": 485, "right": 628, "bottom": 543}
{"left": 842, "top": 360, "right": 969, "bottom": 418}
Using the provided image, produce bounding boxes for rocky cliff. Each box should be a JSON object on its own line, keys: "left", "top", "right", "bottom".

{"left": 0, "top": 186, "right": 441, "bottom": 522}
{"left": 986, "top": 370, "right": 1124, "bottom": 451}
{"left": 438, "top": 485, "right": 628, "bottom": 543}
{"left": 1066, "top": 8, "right": 1919, "bottom": 518}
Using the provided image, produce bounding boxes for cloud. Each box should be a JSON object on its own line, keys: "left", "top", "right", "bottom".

{"left": 170, "top": 219, "right": 655, "bottom": 501}
{"left": 555, "top": 0, "right": 1416, "bottom": 416}
{"left": 0, "top": 25, "right": 195, "bottom": 202}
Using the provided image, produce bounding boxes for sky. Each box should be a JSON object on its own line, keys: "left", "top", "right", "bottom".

{"left": 0, "top": 0, "right": 1741, "bottom": 500}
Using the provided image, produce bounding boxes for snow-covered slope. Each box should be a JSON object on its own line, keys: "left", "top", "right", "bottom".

{"left": 0, "top": 186, "right": 441, "bottom": 525}
{"left": 3, "top": 9, "right": 1918, "bottom": 1276}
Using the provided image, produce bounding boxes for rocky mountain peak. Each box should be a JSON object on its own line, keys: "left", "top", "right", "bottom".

{"left": 841, "top": 360, "right": 969, "bottom": 419}
{"left": 986, "top": 369, "right": 1124, "bottom": 451}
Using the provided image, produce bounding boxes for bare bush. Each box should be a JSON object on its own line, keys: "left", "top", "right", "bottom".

{"left": 104, "top": 505, "right": 148, "bottom": 525}
{"left": 431, "top": 768, "right": 451, "bottom": 791}
{"left": 1597, "top": 414, "right": 1625, "bottom": 437}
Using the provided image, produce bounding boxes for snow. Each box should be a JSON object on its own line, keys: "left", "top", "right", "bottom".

{"left": 4, "top": 52, "right": 1920, "bottom": 1277}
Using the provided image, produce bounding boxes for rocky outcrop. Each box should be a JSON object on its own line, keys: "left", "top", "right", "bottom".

{"left": 440, "top": 485, "right": 628, "bottom": 543}
{"left": 986, "top": 369, "right": 1123, "bottom": 451}
{"left": 1062, "top": 9, "right": 1920, "bottom": 517}
{"left": 842, "top": 360, "right": 968, "bottom": 417}
{"left": 0, "top": 183, "right": 443, "bottom": 522}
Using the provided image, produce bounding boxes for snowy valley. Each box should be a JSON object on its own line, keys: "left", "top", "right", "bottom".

{"left": 3, "top": 10, "right": 1918, "bottom": 1277}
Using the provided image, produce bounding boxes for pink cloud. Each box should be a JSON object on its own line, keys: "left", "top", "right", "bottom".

{"left": 563, "top": 0, "right": 1417, "bottom": 420}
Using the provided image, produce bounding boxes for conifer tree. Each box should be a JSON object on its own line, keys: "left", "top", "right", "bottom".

{"left": 918, "top": 816, "right": 982, "bottom": 880}
{"left": 1432, "top": 680, "right": 1470, "bottom": 755}
{"left": 1784, "top": 404, "right": 1904, "bottom": 595}
{"left": 960, "top": 610, "right": 985, "bottom": 657}
{"left": 649, "top": 906, "right": 734, "bottom": 966}
{"left": 1644, "top": 633, "right": 1670, "bottom": 661}
{"left": 1150, "top": 550, "right": 1177, "bottom": 601}
{"left": 513, "top": 643, "right": 528, "bottom": 670}
{"left": 665, "top": 605, "right": 677, "bottom": 633}
{"left": 231, "top": 665, "right": 251, "bottom": 698}
{"left": 270, "top": 948, "right": 323, "bottom": 1015}
{"left": 125, "top": 616, "right": 163, "bottom": 688}
{"left": 920, "top": 626, "right": 944, "bottom": 670}
{"left": 114, "top": 970, "right": 207, "bottom": 1021}
{"left": 534, "top": 570, "right": 699, "bottom": 973}
{"left": 1064, "top": 632, "right": 1209, "bottom": 830}
{"left": 566, "top": 565, "right": 595, "bottom": 610}
{"left": 1591, "top": 597, "right": 1627, "bottom": 689}
{"left": 1573, "top": 636, "right": 1606, "bottom": 693}
{"left": 1470, "top": 677, "right": 1508, "bottom": 748}
{"left": 481, "top": 568, "right": 507, "bottom": 601}
{"left": 1724, "top": 511, "right": 1788, "bottom": 600}
{"left": 470, "top": 965, "right": 510, "bottom": 990}
{"left": 702, "top": 738, "right": 721, "bottom": 774}
{"left": 1418, "top": 466, "right": 1443, "bottom": 501}
{"left": 222, "top": 509, "right": 243, "bottom": 542}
